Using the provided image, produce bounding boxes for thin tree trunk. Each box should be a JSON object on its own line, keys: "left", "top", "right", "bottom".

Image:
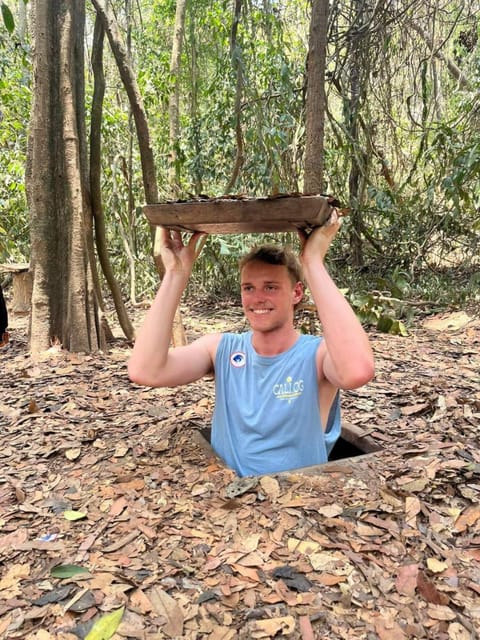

{"left": 225, "top": 0, "right": 244, "bottom": 194}
{"left": 91, "top": 0, "right": 158, "bottom": 204}
{"left": 92, "top": 0, "right": 187, "bottom": 347}
{"left": 409, "top": 21, "right": 470, "bottom": 90}
{"left": 17, "top": 0, "right": 26, "bottom": 41}
{"left": 347, "top": 0, "right": 364, "bottom": 268}
{"left": 168, "top": 0, "right": 188, "bottom": 196}
{"left": 303, "top": 0, "right": 328, "bottom": 194}
{"left": 188, "top": 6, "right": 203, "bottom": 194}
{"left": 90, "top": 15, "right": 135, "bottom": 341}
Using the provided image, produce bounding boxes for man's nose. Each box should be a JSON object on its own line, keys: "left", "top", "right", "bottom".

{"left": 252, "top": 289, "right": 266, "bottom": 303}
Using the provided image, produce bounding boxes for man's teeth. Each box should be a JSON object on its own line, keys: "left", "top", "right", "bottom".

{"left": 252, "top": 309, "right": 270, "bottom": 314}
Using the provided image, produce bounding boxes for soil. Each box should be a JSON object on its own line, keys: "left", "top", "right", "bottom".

{"left": 1, "top": 301, "right": 479, "bottom": 639}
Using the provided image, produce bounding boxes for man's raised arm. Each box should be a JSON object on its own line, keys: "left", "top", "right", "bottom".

{"left": 128, "top": 228, "right": 217, "bottom": 388}
{"left": 299, "top": 212, "right": 375, "bottom": 390}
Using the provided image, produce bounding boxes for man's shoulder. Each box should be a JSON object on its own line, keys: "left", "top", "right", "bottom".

{"left": 217, "top": 331, "right": 250, "bottom": 346}
{"left": 297, "top": 332, "right": 322, "bottom": 349}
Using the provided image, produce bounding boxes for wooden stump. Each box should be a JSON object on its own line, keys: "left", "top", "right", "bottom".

{"left": 0, "top": 263, "right": 32, "bottom": 314}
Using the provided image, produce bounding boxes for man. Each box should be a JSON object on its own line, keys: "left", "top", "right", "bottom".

{"left": 128, "top": 211, "right": 375, "bottom": 476}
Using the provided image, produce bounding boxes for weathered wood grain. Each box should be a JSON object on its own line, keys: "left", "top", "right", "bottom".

{"left": 144, "top": 194, "right": 334, "bottom": 233}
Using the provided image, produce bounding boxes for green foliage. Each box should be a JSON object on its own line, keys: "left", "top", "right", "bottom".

{"left": 1, "top": 3, "right": 14, "bottom": 33}
{"left": 0, "top": 25, "right": 30, "bottom": 263}
{"left": 343, "top": 269, "right": 411, "bottom": 335}
{"left": 1, "top": 0, "right": 479, "bottom": 322}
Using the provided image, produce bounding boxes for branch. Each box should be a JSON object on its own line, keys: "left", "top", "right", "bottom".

{"left": 90, "top": 0, "right": 158, "bottom": 203}
{"left": 408, "top": 22, "right": 471, "bottom": 91}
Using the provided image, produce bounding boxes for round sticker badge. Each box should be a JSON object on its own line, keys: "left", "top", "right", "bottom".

{"left": 230, "top": 351, "right": 246, "bottom": 367}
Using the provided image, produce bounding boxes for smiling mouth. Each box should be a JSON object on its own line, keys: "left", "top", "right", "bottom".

{"left": 251, "top": 309, "right": 272, "bottom": 314}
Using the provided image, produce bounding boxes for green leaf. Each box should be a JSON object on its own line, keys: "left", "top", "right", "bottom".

{"left": 50, "top": 564, "right": 90, "bottom": 579}
{"left": 85, "top": 607, "right": 125, "bottom": 640}
{"left": 1, "top": 3, "right": 15, "bottom": 33}
{"left": 377, "top": 315, "right": 408, "bottom": 336}
{"left": 63, "top": 510, "right": 87, "bottom": 521}
{"left": 390, "top": 319, "right": 408, "bottom": 336}
{"left": 376, "top": 315, "right": 393, "bottom": 333}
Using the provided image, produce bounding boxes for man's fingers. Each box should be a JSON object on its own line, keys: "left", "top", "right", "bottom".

{"left": 188, "top": 231, "right": 208, "bottom": 258}
{"left": 326, "top": 208, "right": 339, "bottom": 224}
{"left": 159, "top": 226, "right": 171, "bottom": 243}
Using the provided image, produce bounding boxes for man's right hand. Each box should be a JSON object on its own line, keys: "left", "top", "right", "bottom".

{"left": 160, "top": 228, "right": 207, "bottom": 276}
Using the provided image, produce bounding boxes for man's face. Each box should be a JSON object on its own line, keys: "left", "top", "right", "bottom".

{"left": 240, "top": 260, "right": 303, "bottom": 332}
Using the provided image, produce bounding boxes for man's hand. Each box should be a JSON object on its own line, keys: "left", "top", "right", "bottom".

{"left": 298, "top": 209, "right": 342, "bottom": 266}
{"left": 160, "top": 227, "right": 207, "bottom": 276}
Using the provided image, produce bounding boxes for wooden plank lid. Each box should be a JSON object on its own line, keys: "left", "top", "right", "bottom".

{"left": 143, "top": 194, "right": 338, "bottom": 234}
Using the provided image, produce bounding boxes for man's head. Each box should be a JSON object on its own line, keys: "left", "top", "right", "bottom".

{"left": 239, "top": 244, "right": 303, "bottom": 287}
{"left": 239, "top": 245, "right": 304, "bottom": 333}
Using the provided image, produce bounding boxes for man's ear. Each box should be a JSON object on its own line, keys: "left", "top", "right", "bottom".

{"left": 293, "top": 281, "right": 304, "bottom": 305}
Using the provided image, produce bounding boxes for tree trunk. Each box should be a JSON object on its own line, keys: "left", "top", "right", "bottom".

{"left": 168, "top": 0, "right": 188, "bottom": 196}
{"left": 91, "top": 0, "right": 158, "bottom": 205}
{"left": 90, "top": 16, "right": 134, "bottom": 342}
{"left": 347, "top": 0, "right": 365, "bottom": 268}
{"left": 225, "top": 0, "right": 244, "bottom": 194}
{"left": 303, "top": 0, "right": 328, "bottom": 194}
{"left": 188, "top": 5, "right": 203, "bottom": 195}
{"left": 92, "top": 0, "right": 187, "bottom": 347}
{"left": 27, "top": 0, "right": 104, "bottom": 354}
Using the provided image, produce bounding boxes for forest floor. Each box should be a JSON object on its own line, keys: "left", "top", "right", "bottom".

{"left": 1, "top": 299, "right": 480, "bottom": 640}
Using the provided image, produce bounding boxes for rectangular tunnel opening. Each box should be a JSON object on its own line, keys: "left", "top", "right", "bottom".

{"left": 194, "top": 422, "right": 382, "bottom": 475}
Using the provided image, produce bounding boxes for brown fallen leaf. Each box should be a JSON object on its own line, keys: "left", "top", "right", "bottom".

{"left": 248, "top": 615, "right": 296, "bottom": 638}
{"left": 0, "top": 563, "right": 31, "bottom": 598}
{"left": 448, "top": 622, "right": 470, "bottom": 639}
{"left": 417, "top": 570, "right": 449, "bottom": 605}
{"left": 259, "top": 476, "right": 281, "bottom": 501}
{"left": 427, "top": 604, "right": 457, "bottom": 621}
{"left": 374, "top": 614, "right": 407, "bottom": 640}
{"left": 405, "top": 495, "right": 421, "bottom": 527}
{"left": 426, "top": 557, "right": 448, "bottom": 573}
{"left": 147, "top": 586, "right": 184, "bottom": 638}
{"left": 395, "top": 563, "right": 418, "bottom": 596}
{"left": 317, "top": 573, "right": 347, "bottom": 586}
{"left": 454, "top": 505, "right": 480, "bottom": 533}
{"left": 109, "top": 496, "right": 128, "bottom": 517}
{"left": 102, "top": 530, "right": 140, "bottom": 553}
{"left": 130, "top": 588, "right": 153, "bottom": 614}
{"left": 207, "top": 627, "right": 237, "bottom": 640}
{"left": 230, "top": 564, "right": 261, "bottom": 582}
{"left": 299, "top": 615, "right": 315, "bottom": 640}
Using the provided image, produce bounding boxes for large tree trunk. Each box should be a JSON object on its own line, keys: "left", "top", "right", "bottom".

{"left": 27, "top": 0, "right": 104, "bottom": 354}
{"left": 303, "top": 0, "right": 329, "bottom": 194}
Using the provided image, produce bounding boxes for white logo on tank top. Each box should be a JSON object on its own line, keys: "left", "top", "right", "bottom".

{"left": 273, "top": 376, "right": 304, "bottom": 403}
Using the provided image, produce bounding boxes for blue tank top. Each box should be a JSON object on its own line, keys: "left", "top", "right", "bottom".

{"left": 211, "top": 332, "right": 341, "bottom": 477}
